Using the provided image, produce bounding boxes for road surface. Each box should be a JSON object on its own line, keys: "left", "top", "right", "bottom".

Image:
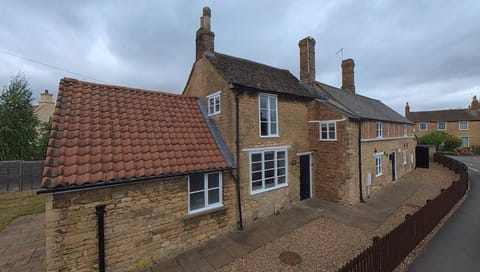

{"left": 409, "top": 156, "right": 480, "bottom": 272}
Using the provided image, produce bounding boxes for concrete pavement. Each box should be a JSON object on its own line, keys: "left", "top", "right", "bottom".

{"left": 0, "top": 213, "right": 45, "bottom": 272}
{"left": 409, "top": 156, "right": 480, "bottom": 272}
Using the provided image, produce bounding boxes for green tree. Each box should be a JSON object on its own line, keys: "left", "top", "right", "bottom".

{"left": 418, "top": 131, "right": 462, "bottom": 151}
{"left": 36, "top": 119, "right": 51, "bottom": 160}
{"left": 0, "top": 73, "right": 39, "bottom": 160}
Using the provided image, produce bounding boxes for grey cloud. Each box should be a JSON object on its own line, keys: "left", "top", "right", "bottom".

{"left": 0, "top": 0, "right": 478, "bottom": 115}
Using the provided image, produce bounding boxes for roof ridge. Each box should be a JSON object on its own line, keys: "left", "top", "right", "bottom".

{"left": 210, "top": 52, "right": 291, "bottom": 73}
{"left": 410, "top": 108, "right": 471, "bottom": 113}
{"left": 61, "top": 77, "right": 195, "bottom": 99}
{"left": 314, "top": 80, "right": 381, "bottom": 102}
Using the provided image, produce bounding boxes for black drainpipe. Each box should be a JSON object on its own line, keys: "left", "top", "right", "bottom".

{"left": 95, "top": 204, "right": 106, "bottom": 272}
{"left": 358, "top": 119, "right": 365, "bottom": 202}
{"left": 234, "top": 92, "right": 244, "bottom": 230}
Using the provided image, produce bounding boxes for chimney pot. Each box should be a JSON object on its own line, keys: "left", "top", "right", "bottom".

{"left": 298, "top": 37, "right": 316, "bottom": 83}
{"left": 341, "top": 58, "right": 355, "bottom": 93}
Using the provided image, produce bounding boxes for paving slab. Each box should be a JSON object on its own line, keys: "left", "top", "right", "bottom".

{"left": 0, "top": 213, "right": 45, "bottom": 272}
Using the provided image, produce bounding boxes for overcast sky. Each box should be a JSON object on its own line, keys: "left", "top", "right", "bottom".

{"left": 1, "top": 0, "right": 479, "bottom": 114}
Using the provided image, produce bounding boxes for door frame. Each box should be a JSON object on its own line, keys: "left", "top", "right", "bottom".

{"left": 391, "top": 151, "right": 397, "bottom": 182}
{"left": 297, "top": 151, "right": 313, "bottom": 199}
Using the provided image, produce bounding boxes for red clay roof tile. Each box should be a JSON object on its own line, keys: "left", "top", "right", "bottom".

{"left": 41, "top": 78, "right": 229, "bottom": 188}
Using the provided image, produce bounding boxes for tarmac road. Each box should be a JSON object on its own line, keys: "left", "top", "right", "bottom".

{"left": 409, "top": 156, "right": 480, "bottom": 272}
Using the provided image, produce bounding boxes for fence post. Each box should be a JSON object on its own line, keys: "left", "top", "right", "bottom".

{"left": 18, "top": 161, "right": 24, "bottom": 191}
{"left": 373, "top": 236, "right": 380, "bottom": 271}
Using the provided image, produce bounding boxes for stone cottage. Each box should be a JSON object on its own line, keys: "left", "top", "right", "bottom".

{"left": 40, "top": 78, "right": 238, "bottom": 271}
{"left": 406, "top": 96, "right": 480, "bottom": 148}
{"left": 39, "top": 6, "right": 416, "bottom": 271}
{"left": 298, "top": 37, "right": 416, "bottom": 202}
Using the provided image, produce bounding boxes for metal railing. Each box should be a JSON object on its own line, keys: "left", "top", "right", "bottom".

{"left": 338, "top": 153, "right": 468, "bottom": 272}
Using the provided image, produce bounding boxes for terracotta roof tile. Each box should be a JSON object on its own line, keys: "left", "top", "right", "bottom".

{"left": 41, "top": 78, "right": 229, "bottom": 188}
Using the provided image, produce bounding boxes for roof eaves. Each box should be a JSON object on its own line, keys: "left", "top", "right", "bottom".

{"left": 229, "top": 83, "right": 315, "bottom": 100}
{"left": 38, "top": 167, "right": 235, "bottom": 194}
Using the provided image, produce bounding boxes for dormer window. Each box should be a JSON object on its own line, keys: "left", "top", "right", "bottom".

{"left": 207, "top": 91, "right": 221, "bottom": 116}
{"left": 259, "top": 93, "right": 278, "bottom": 137}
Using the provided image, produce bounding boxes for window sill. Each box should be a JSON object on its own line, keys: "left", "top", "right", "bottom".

{"left": 458, "top": 129, "right": 469, "bottom": 131}
{"left": 260, "top": 135, "right": 280, "bottom": 138}
{"left": 208, "top": 112, "right": 221, "bottom": 117}
{"left": 250, "top": 183, "right": 288, "bottom": 195}
{"left": 375, "top": 173, "right": 383, "bottom": 177}
{"left": 319, "top": 139, "right": 337, "bottom": 142}
{"left": 185, "top": 205, "right": 225, "bottom": 219}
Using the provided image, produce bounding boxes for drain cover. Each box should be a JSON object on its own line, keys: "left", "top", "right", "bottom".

{"left": 279, "top": 251, "right": 302, "bottom": 266}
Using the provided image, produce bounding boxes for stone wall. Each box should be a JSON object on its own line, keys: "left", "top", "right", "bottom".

{"left": 360, "top": 137, "right": 416, "bottom": 197}
{"left": 237, "top": 91, "right": 310, "bottom": 224}
{"left": 184, "top": 59, "right": 312, "bottom": 225}
{"left": 307, "top": 101, "right": 360, "bottom": 204}
{"left": 45, "top": 173, "right": 236, "bottom": 271}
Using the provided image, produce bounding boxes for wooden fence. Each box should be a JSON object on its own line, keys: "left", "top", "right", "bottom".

{"left": 338, "top": 153, "right": 468, "bottom": 272}
{"left": 0, "top": 160, "right": 44, "bottom": 192}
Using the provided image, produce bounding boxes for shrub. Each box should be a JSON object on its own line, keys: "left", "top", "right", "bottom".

{"left": 418, "top": 132, "right": 448, "bottom": 149}
{"left": 418, "top": 131, "right": 462, "bottom": 151}
{"left": 444, "top": 135, "right": 462, "bottom": 151}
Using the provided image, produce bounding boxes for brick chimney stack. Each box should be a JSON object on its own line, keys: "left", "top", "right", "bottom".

{"left": 298, "top": 37, "right": 316, "bottom": 83}
{"left": 405, "top": 102, "right": 410, "bottom": 117}
{"left": 471, "top": 95, "right": 479, "bottom": 110}
{"left": 341, "top": 58, "right": 355, "bottom": 93}
{"left": 195, "top": 7, "right": 215, "bottom": 61}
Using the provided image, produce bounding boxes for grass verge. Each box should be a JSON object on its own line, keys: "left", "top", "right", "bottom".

{"left": 0, "top": 192, "right": 45, "bottom": 231}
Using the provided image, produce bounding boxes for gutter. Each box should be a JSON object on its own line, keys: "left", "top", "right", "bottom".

{"left": 37, "top": 167, "right": 234, "bottom": 194}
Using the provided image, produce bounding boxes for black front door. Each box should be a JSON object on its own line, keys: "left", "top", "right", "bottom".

{"left": 391, "top": 152, "right": 396, "bottom": 181}
{"left": 300, "top": 155, "right": 311, "bottom": 200}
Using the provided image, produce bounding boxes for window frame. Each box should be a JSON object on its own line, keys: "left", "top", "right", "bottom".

{"left": 187, "top": 172, "right": 223, "bottom": 215}
{"left": 206, "top": 91, "right": 221, "bottom": 116}
{"left": 402, "top": 150, "right": 407, "bottom": 165}
{"left": 319, "top": 121, "right": 337, "bottom": 141}
{"left": 374, "top": 152, "right": 383, "bottom": 177}
{"left": 258, "top": 93, "right": 279, "bottom": 137}
{"left": 459, "top": 121, "right": 469, "bottom": 131}
{"left": 460, "top": 136, "right": 470, "bottom": 147}
{"left": 376, "top": 122, "right": 383, "bottom": 138}
{"left": 403, "top": 124, "right": 408, "bottom": 137}
{"left": 419, "top": 122, "right": 428, "bottom": 132}
{"left": 249, "top": 147, "right": 288, "bottom": 195}
{"left": 437, "top": 122, "right": 446, "bottom": 131}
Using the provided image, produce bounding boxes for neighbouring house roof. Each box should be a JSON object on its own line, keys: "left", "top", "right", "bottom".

{"left": 203, "top": 52, "right": 317, "bottom": 98}
{"left": 41, "top": 78, "right": 232, "bottom": 189}
{"left": 407, "top": 109, "right": 480, "bottom": 122}
{"left": 312, "top": 82, "right": 413, "bottom": 124}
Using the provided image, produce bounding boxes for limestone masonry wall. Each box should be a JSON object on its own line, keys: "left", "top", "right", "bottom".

{"left": 237, "top": 91, "right": 310, "bottom": 225}
{"left": 45, "top": 174, "right": 236, "bottom": 271}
